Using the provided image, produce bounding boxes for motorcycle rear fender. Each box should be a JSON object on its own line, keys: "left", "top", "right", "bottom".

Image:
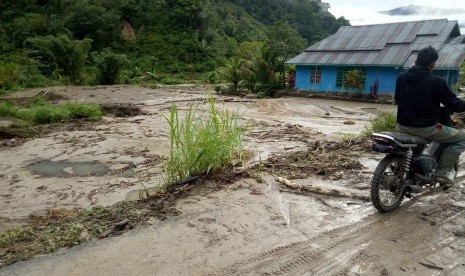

{"left": 371, "top": 133, "right": 419, "bottom": 148}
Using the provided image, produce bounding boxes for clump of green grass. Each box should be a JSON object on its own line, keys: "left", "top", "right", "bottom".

{"left": 0, "top": 101, "right": 20, "bottom": 118}
{"left": 164, "top": 95, "right": 244, "bottom": 184}
{"left": 0, "top": 202, "right": 155, "bottom": 267}
{"left": 361, "top": 112, "right": 397, "bottom": 138}
{"left": 336, "top": 132, "right": 359, "bottom": 145}
{"left": 0, "top": 223, "right": 85, "bottom": 266}
{"left": 0, "top": 97, "right": 102, "bottom": 124}
{"left": 159, "top": 78, "right": 185, "bottom": 85}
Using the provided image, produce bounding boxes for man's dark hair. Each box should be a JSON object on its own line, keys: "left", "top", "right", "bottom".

{"left": 415, "top": 46, "right": 439, "bottom": 67}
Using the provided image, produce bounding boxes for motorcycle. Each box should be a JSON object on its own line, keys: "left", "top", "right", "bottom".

{"left": 370, "top": 111, "right": 458, "bottom": 213}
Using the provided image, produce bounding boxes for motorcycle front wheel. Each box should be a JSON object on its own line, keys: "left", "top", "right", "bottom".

{"left": 371, "top": 155, "right": 406, "bottom": 213}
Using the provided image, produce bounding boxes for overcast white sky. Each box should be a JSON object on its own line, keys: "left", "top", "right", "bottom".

{"left": 325, "top": 0, "right": 465, "bottom": 33}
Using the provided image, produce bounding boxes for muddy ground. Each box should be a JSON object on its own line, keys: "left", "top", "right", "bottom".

{"left": 1, "top": 85, "right": 465, "bottom": 275}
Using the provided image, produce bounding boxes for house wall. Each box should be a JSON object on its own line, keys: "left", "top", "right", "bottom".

{"left": 295, "top": 65, "right": 401, "bottom": 94}
{"left": 295, "top": 65, "right": 336, "bottom": 92}
{"left": 366, "top": 67, "right": 402, "bottom": 94}
{"left": 433, "top": 69, "right": 460, "bottom": 87}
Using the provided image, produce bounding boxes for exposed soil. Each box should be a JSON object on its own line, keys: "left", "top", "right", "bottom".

{"left": 1, "top": 85, "right": 465, "bottom": 276}
{"left": 100, "top": 103, "right": 144, "bottom": 117}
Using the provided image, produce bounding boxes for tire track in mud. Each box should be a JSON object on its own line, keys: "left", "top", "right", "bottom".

{"left": 208, "top": 218, "right": 375, "bottom": 276}
{"left": 208, "top": 198, "right": 465, "bottom": 276}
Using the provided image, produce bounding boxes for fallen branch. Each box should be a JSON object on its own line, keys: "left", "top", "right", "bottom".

{"left": 221, "top": 98, "right": 256, "bottom": 103}
{"left": 173, "top": 175, "right": 200, "bottom": 186}
{"left": 275, "top": 176, "right": 370, "bottom": 201}
{"left": 149, "top": 98, "right": 207, "bottom": 106}
{"left": 418, "top": 261, "right": 444, "bottom": 270}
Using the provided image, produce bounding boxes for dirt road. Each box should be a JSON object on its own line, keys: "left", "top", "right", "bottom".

{"left": 1, "top": 85, "right": 465, "bottom": 275}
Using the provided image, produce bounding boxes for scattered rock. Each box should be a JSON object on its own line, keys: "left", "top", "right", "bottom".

{"left": 99, "top": 219, "right": 130, "bottom": 238}
{"left": 2, "top": 138, "right": 17, "bottom": 147}
{"left": 421, "top": 206, "right": 443, "bottom": 216}
{"left": 114, "top": 219, "right": 130, "bottom": 231}
{"left": 343, "top": 120, "right": 356, "bottom": 125}
{"left": 80, "top": 230, "right": 92, "bottom": 242}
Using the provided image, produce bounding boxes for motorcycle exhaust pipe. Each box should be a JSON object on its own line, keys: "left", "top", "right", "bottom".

{"left": 405, "top": 185, "right": 422, "bottom": 193}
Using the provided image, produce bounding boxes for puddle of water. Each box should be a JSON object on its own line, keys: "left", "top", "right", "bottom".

{"left": 28, "top": 160, "right": 109, "bottom": 177}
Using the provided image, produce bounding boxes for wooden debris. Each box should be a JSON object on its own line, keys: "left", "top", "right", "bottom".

{"left": 275, "top": 176, "right": 370, "bottom": 201}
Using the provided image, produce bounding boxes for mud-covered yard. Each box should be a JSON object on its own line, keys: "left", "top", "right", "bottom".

{"left": 1, "top": 85, "right": 465, "bottom": 275}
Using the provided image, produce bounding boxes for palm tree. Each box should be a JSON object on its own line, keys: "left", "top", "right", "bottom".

{"left": 216, "top": 57, "right": 247, "bottom": 94}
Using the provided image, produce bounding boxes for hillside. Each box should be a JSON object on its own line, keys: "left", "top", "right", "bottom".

{"left": 0, "top": 0, "right": 349, "bottom": 91}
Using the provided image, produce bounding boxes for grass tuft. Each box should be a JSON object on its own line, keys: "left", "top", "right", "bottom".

{"left": 0, "top": 97, "right": 101, "bottom": 124}
{"left": 164, "top": 94, "right": 244, "bottom": 184}
{"left": 360, "top": 112, "right": 397, "bottom": 138}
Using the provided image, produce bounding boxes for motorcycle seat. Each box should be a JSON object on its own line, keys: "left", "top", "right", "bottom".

{"left": 373, "top": 132, "right": 430, "bottom": 146}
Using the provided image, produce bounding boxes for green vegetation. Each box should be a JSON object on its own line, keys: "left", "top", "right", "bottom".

{"left": 361, "top": 112, "right": 397, "bottom": 138}
{"left": 164, "top": 95, "right": 244, "bottom": 184}
{"left": 344, "top": 69, "right": 366, "bottom": 96}
{"left": 0, "top": 97, "right": 102, "bottom": 124}
{"left": 0, "top": 224, "right": 83, "bottom": 261}
{"left": 0, "top": 0, "right": 349, "bottom": 93}
{"left": 94, "top": 49, "right": 128, "bottom": 85}
{"left": 454, "top": 62, "right": 465, "bottom": 92}
{"left": 336, "top": 112, "right": 397, "bottom": 144}
{"left": 0, "top": 203, "right": 158, "bottom": 267}
{"left": 217, "top": 57, "right": 247, "bottom": 93}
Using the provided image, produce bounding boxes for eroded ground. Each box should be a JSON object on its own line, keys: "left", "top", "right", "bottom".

{"left": 1, "top": 85, "right": 465, "bottom": 275}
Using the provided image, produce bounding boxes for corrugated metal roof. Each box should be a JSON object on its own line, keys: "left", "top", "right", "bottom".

{"left": 286, "top": 19, "right": 465, "bottom": 69}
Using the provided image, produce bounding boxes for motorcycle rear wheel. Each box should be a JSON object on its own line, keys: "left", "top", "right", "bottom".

{"left": 371, "top": 155, "right": 406, "bottom": 213}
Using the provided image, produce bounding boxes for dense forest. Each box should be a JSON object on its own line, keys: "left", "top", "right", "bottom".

{"left": 0, "top": 0, "right": 349, "bottom": 94}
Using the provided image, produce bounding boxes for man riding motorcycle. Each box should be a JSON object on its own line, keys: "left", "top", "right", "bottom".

{"left": 395, "top": 45, "right": 465, "bottom": 187}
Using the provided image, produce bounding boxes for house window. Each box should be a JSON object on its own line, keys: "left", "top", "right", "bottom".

{"left": 310, "top": 68, "right": 321, "bottom": 84}
{"left": 336, "top": 68, "right": 348, "bottom": 88}
{"left": 433, "top": 70, "right": 456, "bottom": 86}
{"left": 336, "top": 67, "right": 366, "bottom": 88}
{"left": 433, "top": 70, "right": 447, "bottom": 80}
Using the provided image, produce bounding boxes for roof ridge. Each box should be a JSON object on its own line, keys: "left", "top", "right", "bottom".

{"left": 342, "top": 18, "right": 453, "bottom": 28}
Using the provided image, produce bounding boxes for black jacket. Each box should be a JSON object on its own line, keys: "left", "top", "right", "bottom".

{"left": 395, "top": 65, "right": 465, "bottom": 127}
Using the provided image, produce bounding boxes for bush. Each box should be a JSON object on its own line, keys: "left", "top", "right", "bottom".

{"left": 204, "top": 71, "right": 218, "bottom": 84}
{"left": 0, "top": 98, "right": 102, "bottom": 124}
{"left": 24, "top": 35, "right": 92, "bottom": 84}
{"left": 164, "top": 95, "right": 244, "bottom": 184}
{"left": 94, "top": 49, "right": 127, "bottom": 85}
{"left": 344, "top": 69, "right": 366, "bottom": 96}
{"left": 66, "top": 102, "right": 102, "bottom": 120}
{"left": 361, "top": 112, "right": 397, "bottom": 137}
{"left": 22, "top": 73, "right": 49, "bottom": 88}
{"left": 257, "top": 80, "right": 285, "bottom": 97}
{"left": 0, "top": 101, "right": 19, "bottom": 117}
{"left": 159, "top": 78, "right": 185, "bottom": 85}
{"left": 0, "top": 63, "right": 22, "bottom": 91}
{"left": 31, "top": 106, "right": 71, "bottom": 124}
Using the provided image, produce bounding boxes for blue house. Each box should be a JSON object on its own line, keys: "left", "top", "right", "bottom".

{"left": 286, "top": 19, "right": 465, "bottom": 95}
